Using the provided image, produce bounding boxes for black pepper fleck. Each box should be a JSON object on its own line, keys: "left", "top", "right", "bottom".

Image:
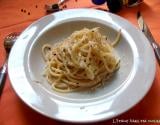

{"left": 21, "top": 9, "right": 23, "bottom": 12}
{"left": 28, "top": 12, "right": 30, "bottom": 15}
{"left": 24, "top": 10, "right": 26, "bottom": 13}
{"left": 35, "top": 5, "right": 38, "bottom": 8}
{"left": 98, "top": 61, "right": 102, "bottom": 64}
{"left": 63, "top": 5, "right": 67, "bottom": 8}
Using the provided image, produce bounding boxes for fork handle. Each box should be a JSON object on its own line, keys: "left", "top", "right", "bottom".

{"left": 0, "top": 62, "right": 7, "bottom": 96}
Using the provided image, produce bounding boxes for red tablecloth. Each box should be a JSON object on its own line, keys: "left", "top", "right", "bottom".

{"left": 0, "top": 0, "right": 160, "bottom": 125}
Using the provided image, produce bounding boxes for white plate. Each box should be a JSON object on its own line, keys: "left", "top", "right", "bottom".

{"left": 8, "top": 9, "right": 156, "bottom": 123}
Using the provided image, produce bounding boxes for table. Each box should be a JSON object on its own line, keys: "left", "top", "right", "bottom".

{"left": 0, "top": 0, "right": 160, "bottom": 124}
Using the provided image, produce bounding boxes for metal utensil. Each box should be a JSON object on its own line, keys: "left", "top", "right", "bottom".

{"left": 0, "top": 32, "right": 20, "bottom": 97}
{"left": 45, "top": 0, "right": 69, "bottom": 13}
{"left": 137, "top": 11, "right": 160, "bottom": 65}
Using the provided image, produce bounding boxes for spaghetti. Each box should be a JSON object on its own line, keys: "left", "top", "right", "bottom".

{"left": 42, "top": 27, "right": 121, "bottom": 92}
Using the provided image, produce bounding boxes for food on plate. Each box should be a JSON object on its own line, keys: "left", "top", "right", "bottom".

{"left": 42, "top": 27, "right": 121, "bottom": 92}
